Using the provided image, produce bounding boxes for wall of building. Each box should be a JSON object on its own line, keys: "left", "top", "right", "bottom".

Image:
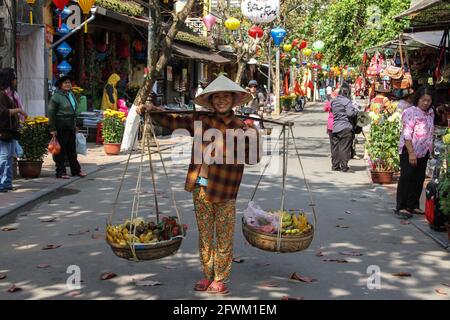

{"left": 0, "top": 0, "right": 15, "bottom": 68}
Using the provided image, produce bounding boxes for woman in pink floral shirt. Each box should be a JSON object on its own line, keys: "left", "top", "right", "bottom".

{"left": 396, "top": 87, "right": 435, "bottom": 218}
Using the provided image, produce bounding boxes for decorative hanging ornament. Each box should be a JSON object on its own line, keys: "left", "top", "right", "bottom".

{"left": 57, "top": 60, "right": 72, "bottom": 75}
{"left": 248, "top": 25, "right": 264, "bottom": 39}
{"left": 26, "top": 0, "right": 36, "bottom": 24}
{"left": 241, "top": 0, "right": 280, "bottom": 23}
{"left": 56, "top": 42, "right": 72, "bottom": 58}
{"left": 78, "top": 0, "right": 96, "bottom": 33}
{"left": 202, "top": 14, "right": 217, "bottom": 32}
{"left": 60, "top": 6, "right": 72, "bottom": 20}
{"left": 312, "top": 40, "right": 325, "bottom": 52}
{"left": 56, "top": 23, "right": 71, "bottom": 36}
{"left": 314, "top": 52, "right": 324, "bottom": 61}
{"left": 302, "top": 48, "right": 312, "bottom": 56}
{"left": 299, "top": 40, "right": 307, "bottom": 50}
{"left": 52, "top": 0, "right": 70, "bottom": 28}
{"left": 224, "top": 18, "right": 240, "bottom": 31}
{"left": 270, "top": 27, "right": 286, "bottom": 47}
{"left": 292, "top": 38, "right": 299, "bottom": 47}
{"left": 283, "top": 44, "right": 293, "bottom": 52}
{"left": 291, "top": 58, "right": 297, "bottom": 64}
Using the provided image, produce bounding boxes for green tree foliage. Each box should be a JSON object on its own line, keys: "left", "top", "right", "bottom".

{"left": 283, "top": 0, "right": 410, "bottom": 66}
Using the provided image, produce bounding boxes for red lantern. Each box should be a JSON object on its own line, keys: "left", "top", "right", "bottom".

{"left": 248, "top": 26, "right": 264, "bottom": 39}
{"left": 281, "top": 53, "right": 286, "bottom": 60}
{"left": 53, "top": 0, "right": 70, "bottom": 28}
{"left": 299, "top": 40, "right": 307, "bottom": 50}
{"left": 292, "top": 38, "right": 299, "bottom": 47}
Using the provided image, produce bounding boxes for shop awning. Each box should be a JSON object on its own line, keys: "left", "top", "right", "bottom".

{"left": 395, "top": 0, "right": 443, "bottom": 19}
{"left": 95, "top": 6, "right": 148, "bottom": 28}
{"left": 172, "top": 42, "right": 231, "bottom": 64}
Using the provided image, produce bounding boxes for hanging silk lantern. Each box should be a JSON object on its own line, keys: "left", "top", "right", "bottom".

{"left": 291, "top": 58, "right": 297, "bottom": 64}
{"left": 270, "top": 27, "right": 286, "bottom": 47}
{"left": 26, "top": 0, "right": 36, "bottom": 24}
{"left": 133, "top": 40, "right": 144, "bottom": 52}
{"left": 241, "top": 0, "right": 280, "bottom": 23}
{"left": 248, "top": 26, "right": 264, "bottom": 39}
{"left": 202, "top": 14, "right": 217, "bottom": 32}
{"left": 299, "top": 40, "right": 307, "bottom": 50}
{"left": 312, "top": 40, "right": 325, "bottom": 52}
{"left": 302, "top": 48, "right": 312, "bottom": 56}
{"left": 225, "top": 18, "right": 240, "bottom": 31}
{"left": 281, "top": 53, "right": 286, "bottom": 60}
{"left": 53, "top": 0, "right": 70, "bottom": 28}
{"left": 57, "top": 61, "right": 72, "bottom": 75}
{"left": 292, "top": 39, "right": 299, "bottom": 47}
{"left": 56, "top": 42, "right": 72, "bottom": 58}
{"left": 78, "top": 0, "right": 96, "bottom": 33}
{"left": 60, "top": 6, "right": 72, "bottom": 20}
{"left": 314, "top": 52, "right": 324, "bottom": 61}
{"left": 56, "top": 23, "right": 71, "bottom": 36}
{"left": 283, "top": 44, "right": 293, "bottom": 52}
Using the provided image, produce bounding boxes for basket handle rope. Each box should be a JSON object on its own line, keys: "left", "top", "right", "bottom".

{"left": 276, "top": 125, "right": 289, "bottom": 253}
{"left": 288, "top": 124, "right": 318, "bottom": 237}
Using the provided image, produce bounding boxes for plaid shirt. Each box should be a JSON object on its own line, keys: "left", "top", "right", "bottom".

{"left": 151, "top": 111, "right": 262, "bottom": 203}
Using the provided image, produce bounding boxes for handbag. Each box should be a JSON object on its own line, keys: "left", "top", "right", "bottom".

{"left": 435, "top": 29, "right": 449, "bottom": 81}
{"left": 392, "top": 45, "right": 413, "bottom": 89}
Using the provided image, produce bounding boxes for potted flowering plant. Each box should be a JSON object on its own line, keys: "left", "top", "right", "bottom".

{"left": 102, "top": 109, "right": 126, "bottom": 155}
{"left": 18, "top": 116, "right": 50, "bottom": 178}
{"left": 365, "top": 106, "right": 402, "bottom": 184}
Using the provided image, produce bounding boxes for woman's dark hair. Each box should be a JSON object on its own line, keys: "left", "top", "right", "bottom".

{"left": 413, "top": 86, "right": 434, "bottom": 107}
{"left": 339, "top": 82, "right": 351, "bottom": 98}
{"left": 0, "top": 68, "right": 16, "bottom": 90}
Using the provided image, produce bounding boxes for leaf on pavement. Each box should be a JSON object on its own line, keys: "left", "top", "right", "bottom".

{"left": 392, "top": 272, "right": 411, "bottom": 277}
{"left": 42, "top": 244, "right": 61, "bottom": 250}
{"left": 134, "top": 280, "right": 162, "bottom": 287}
{"left": 162, "top": 266, "right": 177, "bottom": 270}
{"left": 40, "top": 217, "right": 57, "bottom": 223}
{"left": 315, "top": 251, "right": 324, "bottom": 257}
{"left": 323, "top": 258, "right": 348, "bottom": 263}
{"left": 336, "top": 225, "right": 350, "bottom": 229}
{"left": 0, "top": 273, "right": 6, "bottom": 280}
{"left": 435, "top": 289, "right": 448, "bottom": 295}
{"left": 345, "top": 210, "right": 352, "bottom": 214}
{"left": 68, "top": 229, "right": 90, "bottom": 236}
{"left": 232, "top": 257, "right": 245, "bottom": 263}
{"left": 281, "top": 296, "right": 304, "bottom": 300}
{"left": 8, "top": 285, "right": 22, "bottom": 293}
{"left": 1, "top": 226, "right": 17, "bottom": 231}
{"left": 36, "top": 264, "right": 50, "bottom": 269}
{"left": 100, "top": 272, "right": 117, "bottom": 280}
{"left": 290, "top": 272, "right": 317, "bottom": 283}
{"left": 442, "top": 283, "right": 450, "bottom": 288}
{"left": 260, "top": 282, "right": 278, "bottom": 288}
{"left": 339, "top": 251, "right": 363, "bottom": 257}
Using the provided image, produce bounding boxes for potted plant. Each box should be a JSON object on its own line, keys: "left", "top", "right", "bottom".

{"left": 18, "top": 116, "right": 50, "bottom": 178}
{"left": 102, "top": 109, "right": 126, "bottom": 155}
{"left": 438, "top": 139, "right": 450, "bottom": 241}
{"left": 365, "top": 108, "right": 402, "bottom": 184}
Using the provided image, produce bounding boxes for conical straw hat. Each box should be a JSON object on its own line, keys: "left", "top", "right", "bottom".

{"left": 194, "top": 75, "right": 253, "bottom": 109}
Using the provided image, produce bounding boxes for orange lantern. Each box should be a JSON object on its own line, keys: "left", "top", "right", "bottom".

{"left": 78, "top": 0, "right": 96, "bottom": 33}
{"left": 26, "top": 0, "right": 36, "bottom": 24}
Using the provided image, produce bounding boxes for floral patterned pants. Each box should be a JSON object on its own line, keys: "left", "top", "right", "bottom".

{"left": 192, "top": 186, "right": 236, "bottom": 282}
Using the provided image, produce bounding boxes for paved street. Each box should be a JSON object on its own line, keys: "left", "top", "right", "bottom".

{"left": 1, "top": 103, "right": 449, "bottom": 300}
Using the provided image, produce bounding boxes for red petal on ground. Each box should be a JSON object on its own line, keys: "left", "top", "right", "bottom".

{"left": 100, "top": 272, "right": 117, "bottom": 280}
{"left": 36, "top": 264, "right": 50, "bottom": 269}
{"left": 290, "top": 272, "right": 317, "bottom": 283}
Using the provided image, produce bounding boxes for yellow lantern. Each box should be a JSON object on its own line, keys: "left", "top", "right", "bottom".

{"left": 302, "top": 48, "right": 312, "bottom": 56}
{"left": 225, "top": 18, "right": 241, "bottom": 31}
{"left": 78, "top": 0, "right": 97, "bottom": 33}
{"left": 283, "top": 44, "right": 292, "bottom": 52}
{"left": 26, "top": 0, "right": 36, "bottom": 24}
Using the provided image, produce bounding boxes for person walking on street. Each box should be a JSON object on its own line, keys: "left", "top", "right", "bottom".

{"left": 48, "top": 75, "right": 86, "bottom": 179}
{"left": 331, "top": 82, "right": 359, "bottom": 172}
{"left": 0, "top": 69, "right": 28, "bottom": 192}
{"left": 396, "top": 87, "right": 435, "bottom": 219}
{"left": 138, "top": 75, "right": 261, "bottom": 295}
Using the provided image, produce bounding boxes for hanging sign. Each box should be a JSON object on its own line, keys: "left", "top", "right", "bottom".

{"left": 66, "top": 5, "right": 81, "bottom": 30}
{"left": 241, "top": 0, "right": 279, "bottom": 23}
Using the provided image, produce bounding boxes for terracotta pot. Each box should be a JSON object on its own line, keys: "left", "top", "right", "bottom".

{"left": 370, "top": 170, "right": 394, "bottom": 184}
{"left": 104, "top": 143, "right": 121, "bottom": 155}
{"left": 18, "top": 160, "right": 43, "bottom": 179}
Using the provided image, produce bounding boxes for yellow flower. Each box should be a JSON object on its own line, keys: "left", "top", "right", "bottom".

{"left": 26, "top": 121, "right": 36, "bottom": 125}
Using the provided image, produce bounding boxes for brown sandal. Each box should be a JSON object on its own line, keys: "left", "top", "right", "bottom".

{"left": 194, "top": 279, "right": 212, "bottom": 292}
{"left": 206, "top": 281, "right": 230, "bottom": 295}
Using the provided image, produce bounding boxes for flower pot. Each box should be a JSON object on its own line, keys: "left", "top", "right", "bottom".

{"left": 104, "top": 143, "right": 121, "bottom": 155}
{"left": 370, "top": 170, "right": 394, "bottom": 184}
{"left": 18, "top": 160, "right": 43, "bottom": 179}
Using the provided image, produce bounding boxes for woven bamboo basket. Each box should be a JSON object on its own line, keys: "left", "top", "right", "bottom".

{"left": 242, "top": 218, "right": 313, "bottom": 253}
{"left": 107, "top": 237, "right": 182, "bottom": 261}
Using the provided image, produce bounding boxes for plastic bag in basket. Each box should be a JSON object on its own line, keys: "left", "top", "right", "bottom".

{"left": 47, "top": 136, "right": 61, "bottom": 156}
{"left": 244, "top": 201, "right": 279, "bottom": 233}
